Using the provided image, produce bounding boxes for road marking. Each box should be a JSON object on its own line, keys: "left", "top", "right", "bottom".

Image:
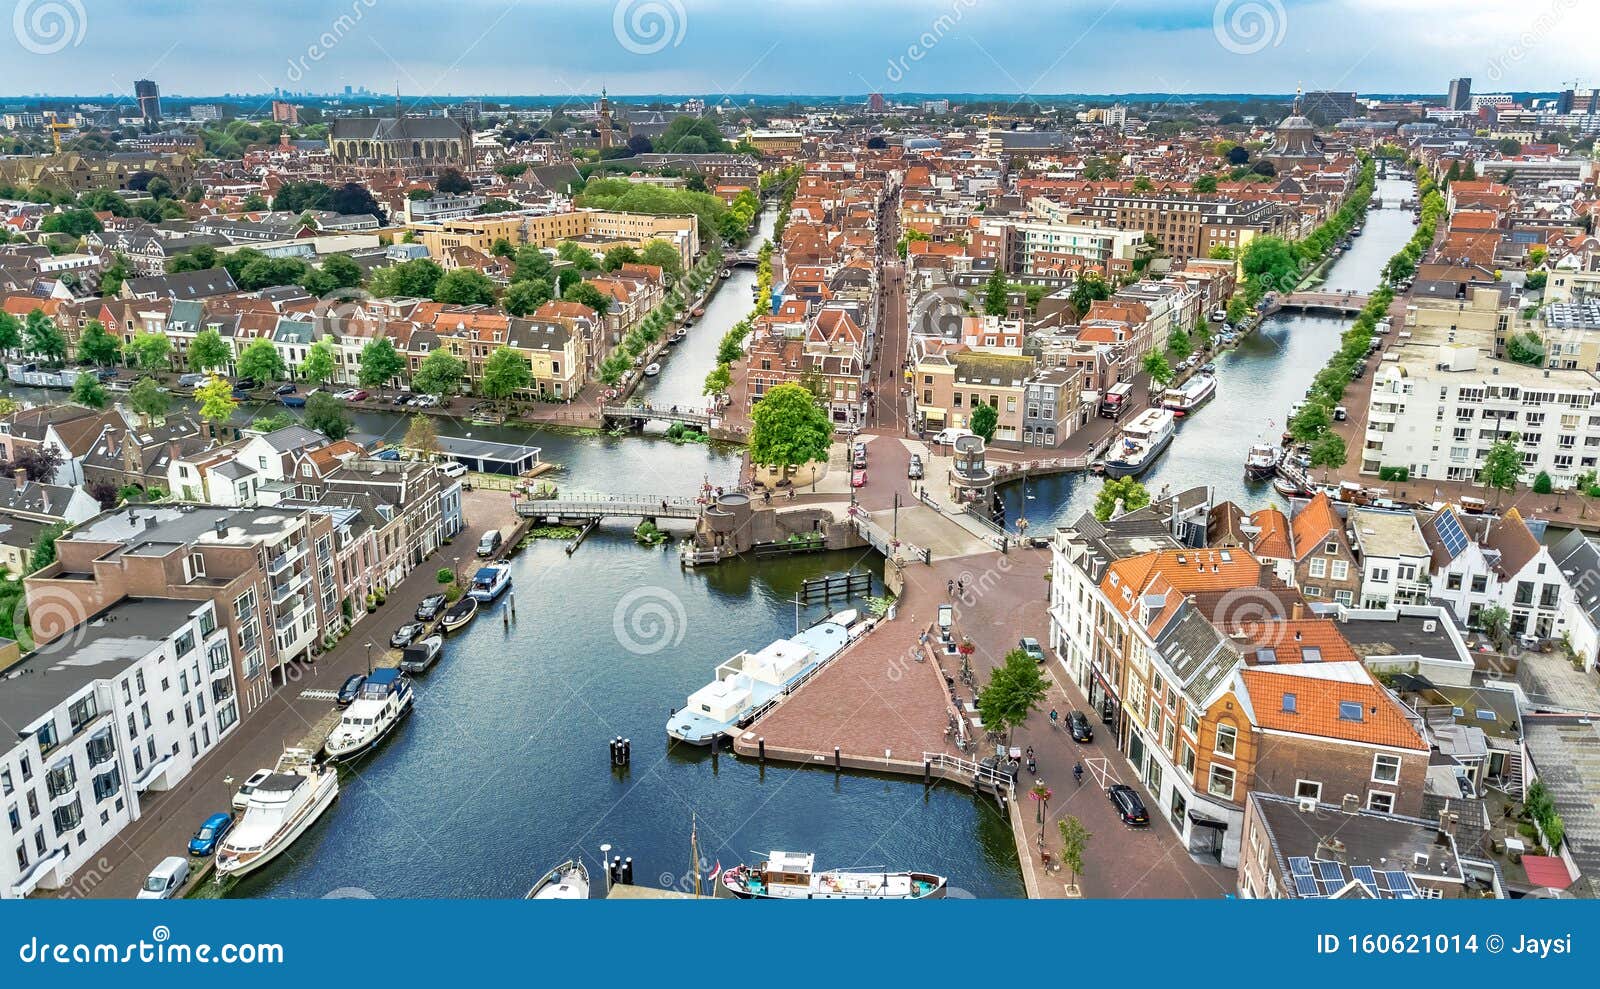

{"left": 299, "top": 689, "right": 340, "bottom": 701}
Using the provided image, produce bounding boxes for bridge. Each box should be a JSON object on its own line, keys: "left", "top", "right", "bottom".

{"left": 726, "top": 251, "right": 760, "bottom": 268}
{"left": 601, "top": 403, "right": 714, "bottom": 430}
{"left": 515, "top": 493, "right": 701, "bottom": 521}
{"left": 1276, "top": 291, "right": 1371, "bottom": 317}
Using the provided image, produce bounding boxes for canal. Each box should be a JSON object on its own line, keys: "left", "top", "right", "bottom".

{"left": 999, "top": 174, "right": 1419, "bottom": 532}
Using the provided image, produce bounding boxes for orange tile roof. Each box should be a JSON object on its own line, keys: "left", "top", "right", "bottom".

{"left": 1242, "top": 665, "right": 1425, "bottom": 750}
{"left": 1101, "top": 548, "right": 1265, "bottom": 620}
{"left": 1229, "top": 619, "right": 1362, "bottom": 665}
{"left": 1249, "top": 507, "right": 1292, "bottom": 559}
{"left": 1290, "top": 491, "right": 1341, "bottom": 561}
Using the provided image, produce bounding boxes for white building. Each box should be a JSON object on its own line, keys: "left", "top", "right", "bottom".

{"left": 2, "top": 597, "right": 237, "bottom": 898}
{"left": 1348, "top": 508, "right": 1432, "bottom": 609}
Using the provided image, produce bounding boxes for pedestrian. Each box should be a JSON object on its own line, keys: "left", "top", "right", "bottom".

{"left": 947, "top": 578, "right": 954, "bottom": 596}
{"left": 957, "top": 578, "right": 965, "bottom": 596}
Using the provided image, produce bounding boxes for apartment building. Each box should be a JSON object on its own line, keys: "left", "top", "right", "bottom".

{"left": 410, "top": 210, "right": 699, "bottom": 272}
{"left": 978, "top": 212, "right": 1143, "bottom": 275}
{"left": 2, "top": 597, "right": 237, "bottom": 899}
{"left": 1076, "top": 194, "right": 1290, "bottom": 261}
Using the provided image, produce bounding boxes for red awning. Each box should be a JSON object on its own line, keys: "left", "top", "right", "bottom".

{"left": 1521, "top": 855, "right": 1573, "bottom": 891}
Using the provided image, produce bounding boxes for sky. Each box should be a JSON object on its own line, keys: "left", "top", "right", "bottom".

{"left": 2, "top": 0, "right": 1595, "bottom": 102}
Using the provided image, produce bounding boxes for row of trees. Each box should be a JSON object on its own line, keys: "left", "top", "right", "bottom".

{"left": 704, "top": 241, "right": 771, "bottom": 397}
{"left": 597, "top": 247, "right": 722, "bottom": 387}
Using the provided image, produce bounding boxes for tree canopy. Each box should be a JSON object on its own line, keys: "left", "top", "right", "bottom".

{"left": 749, "top": 383, "right": 833, "bottom": 471}
{"left": 976, "top": 649, "right": 1050, "bottom": 743}
{"left": 479, "top": 346, "right": 532, "bottom": 406}
{"left": 1093, "top": 476, "right": 1151, "bottom": 521}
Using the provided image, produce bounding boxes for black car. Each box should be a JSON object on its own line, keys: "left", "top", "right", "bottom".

{"left": 1067, "top": 710, "right": 1094, "bottom": 743}
{"left": 415, "top": 593, "right": 447, "bottom": 622}
{"left": 336, "top": 674, "right": 366, "bottom": 707}
{"left": 234, "top": 377, "right": 258, "bottom": 391}
{"left": 390, "top": 622, "right": 424, "bottom": 648}
{"left": 1108, "top": 784, "right": 1150, "bottom": 826}
{"left": 274, "top": 383, "right": 296, "bottom": 396}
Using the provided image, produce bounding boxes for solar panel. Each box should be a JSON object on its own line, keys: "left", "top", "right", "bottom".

{"left": 1435, "top": 509, "right": 1469, "bottom": 558}
{"left": 1317, "top": 860, "right": 1346, "bottom": 884}
{"left": 1294, "top": 875, "right": 1321, "bottom": 897}
{"left": 1383, "top": 870, "right": 1415, "bottom": 895}
{"left": 1288, "top": 856, "right": 1314, "bottom": 877}
{"left": 1350, "top": 865, "right": 1379, "bottom": 894}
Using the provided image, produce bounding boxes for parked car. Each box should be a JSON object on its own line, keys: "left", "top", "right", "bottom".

{"left": 137, "top": 856, "right": 190, "bottom": 899}
{"left": 1108, "top": 784, "right": 1150, "bottom": 826}
{"left": 187, "top": 812, "right": 234, "bottom": 856}
{"left": 337, "top": 673, "right": 367, "bottom": 707}
{"left": 347, "top": 389, "right": 369, "bottom": 402}
{"left": 907, "top": 455, "right": 924, "bottom": 480}
{"left": 415, "top": 594, "right": 447, "bottom": 622}
{"left": 851, "top": 469, "right": 867, "bottom": 488}
{"left": 477, "top": 530, "right": 503, "bottom": 557}
{"left": 852, "top": 450, "right": 868, "bottom": 469}
{"left": 439, "top": 461, "right": 467, "bottom": 478}
{"left": 274, "top": 383, "right": 296, "bottom": 396}
{"left": 333, "top": 388, "right": 356, "bottom": 400}
{"left": 1018, "top": 636, "right": 1045, "bottom": 662}
{"left": 1066, "top": 710, "right": 1094, "bottom": 743}
{"left": 233, "top": 377, "right": 258, "bottom": 391}
{"left": 178, "top": 372, "right": 207, "bottom": 388}
{"left": 414, "top": 394, "right": 441, "bottom": 408}
{"left": 390, "top": 622, "right": 424, "bottom": 648}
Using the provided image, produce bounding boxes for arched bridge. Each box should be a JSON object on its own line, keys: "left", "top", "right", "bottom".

{"left": 602, "top": 404, "right": 714, "bottom": 430}
{"left": 1276, "top": 291, "right": 1371, "bottom": 317}
{"left": 726, "top": 251, "right": 760, "bottom": 268}
{"left": 515, "top": 493, "right": 701, "bottom": 521}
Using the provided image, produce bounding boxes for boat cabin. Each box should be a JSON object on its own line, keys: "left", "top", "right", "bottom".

{"left": 758, "top": 851, "right": 816, "bottom": 890}
{"left": 685, "top": 677, "right": 755, "bottom": 723}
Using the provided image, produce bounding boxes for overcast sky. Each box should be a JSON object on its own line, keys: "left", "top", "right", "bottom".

{"left": 3, "top": 0, "right": 1594, "bottom": 100}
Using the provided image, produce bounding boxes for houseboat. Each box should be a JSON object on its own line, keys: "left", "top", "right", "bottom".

{"left": 214, "top": 752, "right": 338, "bottom": 879}
{"left": 721, "top": 851, "right": 946, "bottom": 900}
{"left": 1102, "top": 408, "right": 1176, "bottom": 479}
{"left": 440, "top": 595, "right": 479, "bottom": 633}
{"left": 1160, "top": 373, "right": 1215, "bottom": 416}
{"left": 323, "top": 667, "right": 413, "bottom": 762}
{"left": 468, "top": 564, "right": 512, "bottom": 603}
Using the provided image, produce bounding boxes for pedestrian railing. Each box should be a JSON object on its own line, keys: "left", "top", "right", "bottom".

{"left": 922, "top": 751, "right": 1016, "bottom": 797}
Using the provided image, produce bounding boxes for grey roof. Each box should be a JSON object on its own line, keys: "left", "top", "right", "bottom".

{"left": 1250, "top": 791, "right": 1466, "bottom": 898}
{"left": 1155, "top": 602, "right": 1240, "bottom": 705}
{"left": 1520, "top": 715, "right": 1600, "bottom": 879}
{"left": 1549, "top": 530, "right": 1600, "bottom": 626}
{"left": 123, "top": 267, "right": 238, "bottom": 300}
{"left": 328, "top": 116, "right": 470, "bottom": 142}
{"left": 65, "top": 503, "right": 304, "bottom": 552}
{"left": 253, "top": 424, "right": 326, "bottom": 453}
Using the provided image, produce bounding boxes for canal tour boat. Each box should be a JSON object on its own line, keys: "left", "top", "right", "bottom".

{"left": 323, "top": 667, "right": 414, "bottom": 762}
{"left": 399, "top": 634, "right": 444, "bottom": 675}
{"left": 1102, "top": 408, "right": 1176, "bottom": 479}
{"left": 1160, "top": 373, "right": 1216, "bottom": 416}
{"left": 721, "top": 851, "right": 947, "bottom": 900}
{"left": 440, "top": 595, "right": 479, "bottom": 633}
{"left": 525, "top": 859, "right": 591, "bottom": 900}
{"left": 214, "top": 752, "right": 338, "bottom": 880}
{"left": 468, "top": 563, "right": 512, "bottom": 603}
{"left": 666, "top": 617, "right": 854, "bottom": 746}
{"left": 1245, "top": 442, "right": 1282, "bottom": 481}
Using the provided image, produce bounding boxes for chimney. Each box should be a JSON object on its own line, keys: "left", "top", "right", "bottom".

{"left": 214, "top": 518, "right": 228, "bottom": 539}
{"left": 12, "top": 467, "right": 26, "bottom": 487}
{"left": 1437, "top": 809, "right": 1459, "bottom": 841}
{"left": 1292, "top": 601, "right": 1304, "bottom": 621}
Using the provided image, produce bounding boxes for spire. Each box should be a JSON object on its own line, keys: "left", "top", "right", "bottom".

{"left": 394, "top": 82, "right": 401, "bottom": 119}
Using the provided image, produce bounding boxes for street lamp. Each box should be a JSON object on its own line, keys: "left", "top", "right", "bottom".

{"left": 365, "top": 641, "right": 373, "bottom": 675}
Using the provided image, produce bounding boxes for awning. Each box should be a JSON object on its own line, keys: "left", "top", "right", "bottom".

{"left": 1188, "top": 809, "right": 1229, "bottom": 831}
{"left": 1521, "top": 855, "right": 1574, "bottom": 891}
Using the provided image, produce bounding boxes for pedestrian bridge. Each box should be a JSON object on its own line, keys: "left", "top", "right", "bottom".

{"left": 515, "top": 493, "right": 702, "bottom": 521}
{"left": 1277, "top": 291, "right": 1371, "bottom": 317}
{"left": 601, "top": 404, "right": 714, "bottom": 430}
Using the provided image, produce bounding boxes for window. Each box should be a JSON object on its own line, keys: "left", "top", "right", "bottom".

{"left": 1309, "top": 558, "right": 1326, "bottom": 578}
{"left": 1295, "top": 780, "right": 1322, "bottom": 801}
{"left": 1338, "top": 701, "right": 1364, "bottom": 722}
{"left": 1372, "top": 754, "right": 1401, "bottom": 783}
{"left": 1281, "top": 693, "right": 1297, "bottom": 713}
{"left": 1214, "top": 724, "right": 1238, "bottom": 758}
{"left": 1367, "top": 790, "right": 1395, "bottom": 814}
{"left": 1, "top": 768, "right": 11, "bottom": 796}
{"left": 1207, "top": 764, "right": 1235, "bottom": 799}
{"left": 1180, "top": 742, "right": 1196, "bottom": 779}
{"left": 1331, "top": 560, "right": 1349, "bottom": 581}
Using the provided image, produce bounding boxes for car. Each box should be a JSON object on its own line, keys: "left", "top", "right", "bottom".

{"left": 233, "top": 377, "right": 258, "bottom": 391}
{"left": 477, "top": 530, "right": 503, "bottom": 557}
{"left": 438, "top": 461, "right": 467, "bottom": 478}
{"left": 187, "top": 812, "right": 234, "bottom": 856}
{"left": 1200, "top": 363, "right": 1216, "bottom": 375}
{"left": 347, "top": 389, "right": 369, "bottom": 402}
{"left": 391, "top": 393, "right": 411, "bottom": 405}
{"left": 852, "top": 451, "right": 868, "bottom": 469}
{"left": 231, "top": 769, "right": 271, "bottom": 810}
{"left": 1108, "top": 784, "right": 1150, "bottom": 826}
{"left": 931, "top": 427, "right": 974, "bottom": 445}
{"left": 415, "top": 593, "right": 447, "bottom": 622}
{"left": 274, "top": 383, "right": 296, "bottom": 396}
{"left": 851, "top": 469, "right": 867, "bottom": 488}
{"left": 1018, "top": 636, "right": 1044, "bottom": 662}
{"left": 137, "top": 856, "right": 190, "bottom": 899}
{"left": 390, "top": 622, "right": 424, "bottom": 648}
{"left": 336, "top": 673, "right": 367, "bottom": 707}
{"left": 414, "top": 394, "right": 440, "bottom": 408}
{"left": 1066, "top": 710, "right": 1094, "bottom": 743}
{"left": 178, "top": 372, "right": 207, "bottom": 388}
{"left": 333, "top": 388, "right": 357, "bottom": 400}
{"left": 907, "top": 455, "right": 924, "bottom": 480}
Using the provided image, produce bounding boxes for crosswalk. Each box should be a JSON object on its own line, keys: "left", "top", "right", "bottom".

{"left": 299, "top": 689, "right": 340, "bottom": 701}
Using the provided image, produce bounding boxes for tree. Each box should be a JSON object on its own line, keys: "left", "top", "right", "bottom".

{"left": 1506, "top": 331, "right": 1546, "bottom": 366}
{"left": 1193, "top": 174, "right": 1219, "bottom": 194}
{"left": 1480, "top": 435, "right": 1522, "bottom": 503}
{"left": 976, "top": 649, "right": 1050, "bottom": 745}
{"left": 327, "top": 182, "right": 383, "bottom": 217}
{"left": 512, "top": 246, "right": 553, "bottom": 283}
{"left": 129, "top": 376, "right": 169, "bottom": 421}
{"left": 625, "top": 133, "right": 654, "bottom": 155}
{"left": 983, "top": 265, "right": 1009, "bottom": 316}
{"left": 1478, "top": 604, "right": 1510, "bottom": 647}
{"left": 703, "top": 363, "right": 732, "bottom": 396}
{"left": 357, "top": 337, "right": 406, "bottom": 394}
{"left": 1532, "top": 470, "right": 1554, "bottom": 495}
{"left": 129, "top": 331, "right": 171, "bottom": 372}
{"left": 412, "top": 350, "right": 467, "bottom": 397}
{"left": 236, "top": 337, "right": 287, "bottom": 384}
{"left": 28, "top": 521, "right": 69, "bottom": 574}
{"left": 304, "top": 391, "right": 351, "bottom": 439}
{"left": 405, "top": 413, "right": 440, "bottom": 460}
{"left": 435, "top": 168, "right": 472, "bottom": 195}
{"left": 1167, "top": 326, "right": 1193, "bottom": 359}
{"left": 1250, "top": 159, "right": 1277, "bottom": 177}
{"left": 6, "top": 443, "right": 64, "bottom": 483}
{"left": 1141, "top": 351, "right": 1174, "bottom": 387}
{"left": 1067, "top": 273, "right": 1111, "bottom": 319}
{"left": 562, "top": 281, "right": 611, "bottom": 316}
{"left": 432, "top": 268, "right": 498, "bottom": 306}
{"left": 556, "top": 241, "right": 601, "bottom": 271}
{"left": 71, "top": 372, "right": 106, "bottom": 409}
{"left": 1309, "top": 432, "right": 1347, "bottom": 470}
{"left": 24, "top": 310, "right": 66, "bottom": 362}
{"left": 601, "top": 245, "right": 640, "bottom": 271}
{"left": 294, "top": 339, "right": 335, "bottom": 386}
{"left": 240, "top": 192, "right": 268, "bottom": 211}
{"left": 638, "top": 239, "right": 683, "bottom": 278}
{"left": 1057, "top": 817, "right": 1091, "bottom": 888}
{"left": 319, "top": 253, "right": 364, "bottom": 290}
{"left": 100, "top": 253, "right": 130, "bottom": 295}
{"left": 0, "top": 311, "right": 21, "bottom": 357}
{"left": 188, "top": 328, "right": 231, "bottom": 373}
{"left": 369, "top": 258, "right": 444, "bottom": 298}
{"left": 76, "top": 319, "right": 120, "bottom": 366}
{"left": 40, "top": 209, "right": 103, "bottom": 238}
{"left": 1130, "top": 175, "right": 1154, "bottom": 193}
{"left": 503, "top": 278, "right": 552, "bottom": 317}
{"left": 1093, "top": 476, "right": 1150, "bottom": 521}
{"left": 1288, "top": 402, "right": 1331, "bottom": 444}
{"left": 1578, "top": 470, "right": 1599, "bottom": 519}
{"left": 969, "top": 401, "right": 999, "bottom": 441}
{"left": 749, "top": 383, "right": 833, "bottom": 478}
{"left": 479, "top": 346, "right": 532, "bottom": 408}
{"left": 193, "top": 375, "right": 238, "bottom": 425}
{"left": 271, "top": 180, "right": 333, "bottom": 213}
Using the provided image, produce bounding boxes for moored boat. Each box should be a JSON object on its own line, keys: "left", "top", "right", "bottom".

{"left": 468, "top": 563, "right": 512, "bottom": 603}
{"left": 721, "top": 851, "right": 946, "bottom": 900}
{"left": 440, "top": 595, "right": 479, "bottom": 632}
{"left": 525, "top": 859, "right": 591, "bottom": 899}
{"left": 399, "top": 634, "right": 444, "bottom": 674}
{"left": 666, "top": 620, "right": 851, "bottom": 745}
{"left": 1102, "top": 408, "right": 1176, "bottom": 479}
{"left": 667, "top": 328, "right": 687, "bottom": 344}
{"left": 323, "top": 667, "right": 413, "bottom": 761}
{"left": 215, "top": 752, "right": 338, "bottom": 879}
{"left": 1245, "top": 442, "right": 1282, "bottom": 481}
{"left": 1160, "top": 373, "right": 1216, "bottom": 416}
{"left": 643, "top": 362, "right": 662, "bottom": 377}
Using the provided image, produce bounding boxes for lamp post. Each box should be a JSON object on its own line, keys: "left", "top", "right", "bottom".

{"left": 365, "top": 641, "right": 373, "bottom": 675}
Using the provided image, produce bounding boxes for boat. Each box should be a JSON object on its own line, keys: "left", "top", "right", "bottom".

{"left": 323, "top": 667, "right": 413, "bottom": 762}
{"left": 525, "top": 859, "right": 591, "bottom": 900}
{"left": 643, "top": 363, "right": 662, "bottom": 377}
{"left": 666, "top": 619, "right": 852, "bottom": 745}
{"left": 1101, "top": 408, "right": 1176, "bottom": 479}
{"left": 1273, "top": 475, "right": 1310, "bottom": 498}
{"left": 214, "top": 751, "right": 338, "bottom": 879}
{"left": 667, "top": 328, "right": 687, "bottom": 344}
{"left": 692, "top": 306, "right": 705, "bottom": 318}
{"left": 721, "top": 851, "right": 946, "bottom": 900}
{"left": 1160, "top": 373, "right": 1216, "bottom": 416}
{"left": 468, "top": 563, "right": 512, "bottom": 603}
{"left": 719, "top": 268, "right": 731, "bottom": 279}
{"left": 440, "top": 595, "right": 479, "bottom": 632}
{"left": 1245, "top": 442, "right": 1282, "bottom": 481}
{"left": 399, "top": 634, "right": 444, "bottom": 675}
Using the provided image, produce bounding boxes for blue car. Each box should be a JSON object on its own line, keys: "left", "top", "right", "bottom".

{"left": 187, "top": 812, "right": 234, "bottom": 856}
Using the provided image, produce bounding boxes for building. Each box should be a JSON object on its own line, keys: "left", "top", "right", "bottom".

{"left": 409, "top": 210, "right": 699, "bottom": 273}
{"left": 1303, "top": 91, "right": 1360, "bottom": 124}
{"left": 270, "top": 100, "right": 299, "bottom": 126}
{"left": 1, "top": 597, "right": 238, "bottom": 899}
{"left": 1447, "top": 77, "right": 1472, "bottom": 111}
{"left": 134, "top": 80, "right": 160, "bottom": 125}
{"left": 327, "top": 116, "right": 472, "bottom": 168}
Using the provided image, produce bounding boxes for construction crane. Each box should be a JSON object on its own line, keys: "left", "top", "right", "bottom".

{"left": 44, "top": 111, "right": 75, "bottom": 154}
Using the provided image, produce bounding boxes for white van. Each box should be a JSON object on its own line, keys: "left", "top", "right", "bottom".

{"left": 137, "top": 856, "right": 189, "bottom": 899}
{"left": 438, "top": 461, "right": 467, "bottom": 479}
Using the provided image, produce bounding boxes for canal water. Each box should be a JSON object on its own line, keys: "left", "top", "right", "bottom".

{"left": 999, "top": 175, "right": 1419, "bottom": 532}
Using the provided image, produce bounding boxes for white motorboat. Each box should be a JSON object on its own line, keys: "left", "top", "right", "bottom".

{"left": 721, "top": 851, "right": 946, "bottom": 900}
{"left": 399, "top": 634, "right": 444, "bottom": 674}
{"left": 215, "top": 752, "right": 338, "bottom": 879}
{"left": 1245, "top": 442, "right": 1282, "bottom": 481}
{"left": 467, "top": 563, "right": 512, "bottom": 602}
{"left": 323, "top": 668, "right": 413, "bottom": 762}
{"left": 643, "top": 363, "right": 662, "bottom": 377}
{"left": 1102, "top": 408, "right": 1176, "bottom": 479}
{"left": 525, "top": 859, "right": 591, "bottom": 899}
{"left": 1160, "top": 374, "right": 1216, "bottom": 416}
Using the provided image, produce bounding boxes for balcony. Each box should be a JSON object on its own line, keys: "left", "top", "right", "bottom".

{"left": 266, "top": 544, "right": 305, "bottom": 575}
